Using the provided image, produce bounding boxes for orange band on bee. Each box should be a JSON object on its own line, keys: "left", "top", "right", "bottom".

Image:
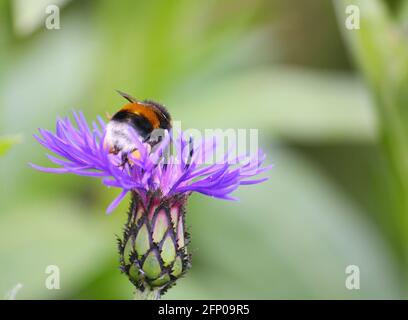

{"left": 120, "top": 102, "right": 160, "bottom": 129}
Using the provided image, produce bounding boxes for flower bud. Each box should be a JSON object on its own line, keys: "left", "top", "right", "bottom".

{"left": 118, "top": 191, "right": 191, "bottom": 295}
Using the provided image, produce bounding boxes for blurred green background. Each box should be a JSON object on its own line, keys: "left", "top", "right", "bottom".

{"left": 1, "top": 0, "right": 408, "bottom": 299}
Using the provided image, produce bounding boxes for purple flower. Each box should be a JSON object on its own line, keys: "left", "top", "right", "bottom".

{"left": 31, "top": 111, "right": 271, "bottom": 214}
{"left": 31, "top": 110, "right": 271, "bottom": 297}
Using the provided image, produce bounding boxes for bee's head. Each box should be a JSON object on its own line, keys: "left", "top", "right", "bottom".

{"left": 143, "top": 99, "right": 172, "bottom": 130}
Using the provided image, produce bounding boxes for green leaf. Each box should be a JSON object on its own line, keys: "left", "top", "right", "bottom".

{"left": 334, "top": 0, "right": 408, "bottom": 89}
{"left": 335, "top": 0, "right": 408, "bottom": 248}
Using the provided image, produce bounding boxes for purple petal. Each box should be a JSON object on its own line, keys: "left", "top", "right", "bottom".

{"left": 106, "top": 189, "right": 129, "bottom": 214}
{"left": 31, "top": 110, "right": 272, "bottom": 213}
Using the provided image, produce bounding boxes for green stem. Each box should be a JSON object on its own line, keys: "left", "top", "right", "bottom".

{"left": 134, "top": 288, "right": 161, "bottom": 300}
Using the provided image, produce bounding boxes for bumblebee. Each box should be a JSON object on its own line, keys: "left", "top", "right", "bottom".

{"left": 104, "top": 90, "right": 172, "bottom": 163}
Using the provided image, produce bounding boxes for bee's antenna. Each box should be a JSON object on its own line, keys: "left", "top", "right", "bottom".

{"left": 116, "top": 90, "right": 141, "bottom": 103}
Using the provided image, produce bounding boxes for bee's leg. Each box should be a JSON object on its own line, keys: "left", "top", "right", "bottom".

{"left": 142, "top": 134, "right": 151, "bottom": 144}
{"left": 117, "top": 152, "right": 129, "bottom": 168}
{"left": 118, "top": 150, "right": 142, "bottom": 168}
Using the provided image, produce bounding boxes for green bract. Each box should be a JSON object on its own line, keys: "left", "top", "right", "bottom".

{"left": 118, "top": 192, "right": 191, "bottom": 295}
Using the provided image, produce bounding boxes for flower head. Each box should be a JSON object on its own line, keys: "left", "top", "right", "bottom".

{"left": 31, "top": 111, "right": 271, "bottom": 296}
{"left": 31, "top": 111, "right": 270, "bottom": 214}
